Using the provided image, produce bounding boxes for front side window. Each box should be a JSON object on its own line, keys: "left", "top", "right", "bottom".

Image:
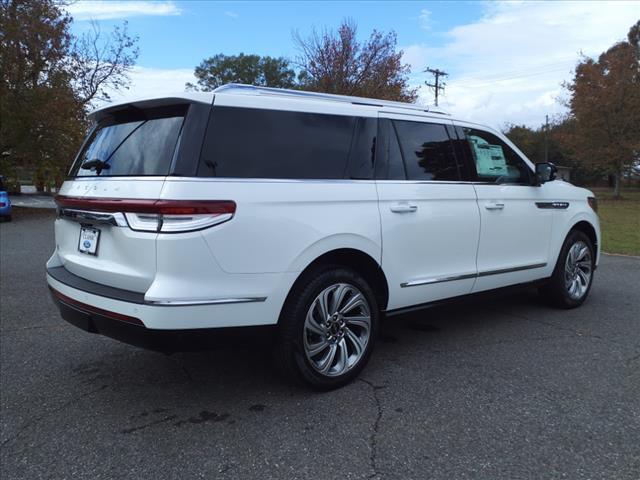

{"left": 463, "top": 128, "right": 532, "bottom": 184}
{"left": 70, "top": 109, "right": 185, "bottom": 177}
{"left": 393, "top": 120, "right": 460, "bottom": 181}
{"left": 198, "top": 107, "right": 360, "bottom": 179}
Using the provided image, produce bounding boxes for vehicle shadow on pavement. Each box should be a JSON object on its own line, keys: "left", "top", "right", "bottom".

{"left": 74, "top": 288, "right": 548, "bottom": 399}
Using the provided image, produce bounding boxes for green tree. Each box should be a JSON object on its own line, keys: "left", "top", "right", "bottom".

{"left": 0, "top": 0, "right": 138, "bottom": 192}
{"left": 294, "top": 19, "right": 418, "bottom": 102}
{"left": 561, "top": 20, "right": 640, "bottom": 197}
{"left": 186, "top": 53, "right": 297, "bottom": 91}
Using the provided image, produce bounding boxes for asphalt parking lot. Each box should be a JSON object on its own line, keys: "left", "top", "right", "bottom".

{"left": 1, "top": 208, "right": 639, "bottom": 479}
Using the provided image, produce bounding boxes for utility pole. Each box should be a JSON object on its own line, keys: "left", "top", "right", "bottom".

{"left": 424, "top": 67, "right": 448, "bottom": 106}
{"left": 544, "top": 114, "right": 549, "bottom": 163}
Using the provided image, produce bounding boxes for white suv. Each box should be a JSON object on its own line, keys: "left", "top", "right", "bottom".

{"left": 47, "top": 84, "right": 600, "bottom": 389}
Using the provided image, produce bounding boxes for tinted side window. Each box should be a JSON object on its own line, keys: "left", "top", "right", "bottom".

{"left": 463, "top": 127, "right": 532, "bottom": 184}
{"left": 393, "top": 120, "right": 460, "bottom": 181}
{"left": 199, "top": 107, "right": 358, "bottom": 179}
{"left": 347, "top": 117, "right": 377, "bottom": 179}
{"left": 374, "top": 119, "right": 406, "bottom": 180}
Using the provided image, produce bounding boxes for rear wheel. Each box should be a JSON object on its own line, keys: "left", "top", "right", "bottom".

{"left": 276, "top": 267, "right": 378, "bottom": 390}
{"left": 539, "top": 230, "right": 595, "bottom": 308}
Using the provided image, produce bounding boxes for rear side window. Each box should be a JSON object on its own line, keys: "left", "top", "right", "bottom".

{"left": 198, "top": 107, "right": 365, "bottom": 179}
{"left": 462, "top": 127, "right": 532, "bottom": 184}
{"left": 393, "top": 120, "right": 460, "bottom": 181}
{"left": 69, "top": 107, "right": 185, "bottom": 177}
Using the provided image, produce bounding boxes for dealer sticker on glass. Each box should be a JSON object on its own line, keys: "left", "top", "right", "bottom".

{"left": 78, "top": 227, "right": 100, "bottom": 255}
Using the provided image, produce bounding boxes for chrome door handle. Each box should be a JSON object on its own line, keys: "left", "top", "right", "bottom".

{"left": 390, "top": 203, "right": 418, "bottom": 213}
{"left": 485, "top": 202, "right": 505, "bottom": 210}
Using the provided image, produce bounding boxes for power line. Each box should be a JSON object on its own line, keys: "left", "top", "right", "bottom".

{"left": 424, "top": 67, "right": 448, "bottom": 106}
{"left": 452, "top": 58, "right": 576, "bottom": 84}
{"left": 453, "top": 66, "right": 573, "bottom": 89}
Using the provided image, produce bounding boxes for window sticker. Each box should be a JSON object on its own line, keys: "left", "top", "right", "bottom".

{"left": 469, "top": 135, "right": 508, "bottom": 176}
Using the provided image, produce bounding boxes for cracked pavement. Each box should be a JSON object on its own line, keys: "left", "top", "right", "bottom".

{"left": 1, "top": 209, "right": 639, "bottom": 479}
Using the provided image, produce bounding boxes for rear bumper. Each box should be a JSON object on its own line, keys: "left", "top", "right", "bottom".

{"left": 49, "top": 286, "right": 276, "bottom": 353}
{"left": 46, "top": 265, "right": 294, "bottom": 330}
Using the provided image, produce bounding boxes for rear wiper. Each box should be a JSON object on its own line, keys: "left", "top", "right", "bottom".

{"left": 80, "top": 158, "right": 111, "bottom": 175}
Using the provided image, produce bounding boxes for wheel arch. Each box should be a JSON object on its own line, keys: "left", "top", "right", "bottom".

{"left": 550, "top": 218, "right": 599, "bottom": 272}
{"left": 570, "top": 220, "right": 598, "bottom": 253}
{"left": 281, "top": 248, "right": 390, "bottom": 319}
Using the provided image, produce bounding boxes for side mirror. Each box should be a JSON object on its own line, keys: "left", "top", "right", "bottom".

{"left": 535, "top": 162, "right": 557, "bottom": 184}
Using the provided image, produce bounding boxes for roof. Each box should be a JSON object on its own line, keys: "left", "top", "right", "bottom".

{"left": 213, "top": 84, "right": 449, "bottom": 115}
{"left": 88, "top": 83, "right": 453, "bottom": 125}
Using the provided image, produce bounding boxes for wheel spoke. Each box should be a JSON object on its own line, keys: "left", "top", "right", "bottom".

{"left": 305, "top": 308, "right": 326, "bottom": 336}
{"left": 330, "top": 284, "right": 349, "bottom": 314}
{"left": 319, "top": 344, "right": 337, "bottom": 374}
{"left": 335, "top": 339, "right": 348, "bottom": 375}
{"left": 318, "top": 289, "right": 331, "bottom": 320}
{"left": 576, "top": 268, "right": 589, "bottom": 286}
{"left": 306, "top": 338, "right": 329, "bottom": 357}
{"left": 339, "top": 293, "right": 365, "bottom": 315}
{"left": 576, "top": 261, "right": 591, "bottom": 273}
{"left": 576, "top": 246, "right": 589, "bottom": 262}
{"left": 570, "top": 278, "right": 580, "bottom": 296}
{"left": 345, "top": 327, "right": 364, "bottom": 356}
{"left": 345, "top": 315, "right": 370, "bottom": 331}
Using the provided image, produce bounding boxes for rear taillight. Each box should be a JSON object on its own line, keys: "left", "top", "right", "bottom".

{"left": 55, "top": 196, "right": 236, "bottom": 233}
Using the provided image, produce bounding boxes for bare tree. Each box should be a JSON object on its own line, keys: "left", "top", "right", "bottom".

{"left": 69, "top": 19, "right": 139, "bottom": 106}
{"left": 294, "top": 19, "right": 418, "bottom": 102}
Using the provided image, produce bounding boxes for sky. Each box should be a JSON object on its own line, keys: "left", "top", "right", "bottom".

{"left": 65, "top": 0, "right": 639, "bottom": 130}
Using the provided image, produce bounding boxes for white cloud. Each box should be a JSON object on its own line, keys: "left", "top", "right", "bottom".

{"left": 94, "top": 66, "right": 197, "bottom": 107}
{"left": 67, "top": 1, "right": 182, "bottom": 21}
{"left": 225, "top": 11, "right": 239, "bottom": 19}
{"left": 418, "top": 9, "right": 432, "bottom": 30}
{"left": 404, "top": 1, "right": 640, "bottom": 129}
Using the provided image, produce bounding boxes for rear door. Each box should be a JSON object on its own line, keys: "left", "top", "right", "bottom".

{"left": 376, "top": 113, "right": 480, "bottom": 311}
{"left": 454, "top": 124, "right": 553, "bottom": 292}
{"left": 54, "top": 101, "right": 205, "bottom": 292}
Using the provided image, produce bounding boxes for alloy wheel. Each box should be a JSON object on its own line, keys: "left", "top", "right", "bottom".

{"left": 303, "top": 283, "right": 371, "bottom": 377}
{"left": 564, "top": 240, "right": 592, "bottom": 300}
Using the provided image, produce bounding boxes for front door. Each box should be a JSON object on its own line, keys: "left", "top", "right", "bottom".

{"left": 455, "top": 124, "right": 553, "bottom": 292}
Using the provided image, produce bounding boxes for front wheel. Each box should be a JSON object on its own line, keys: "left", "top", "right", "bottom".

{"left": 539, "top": 230, "right": 595, "bottom": 308}
{"left": 276, "top": 267, "right": 379, "bottom": 390}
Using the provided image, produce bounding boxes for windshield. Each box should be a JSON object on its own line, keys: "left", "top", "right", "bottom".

{"left": 69, "top": 109, "right": 185, "bottom": 177}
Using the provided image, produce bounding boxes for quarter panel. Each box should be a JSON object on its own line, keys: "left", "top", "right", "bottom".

{"left": 159, "top": 178, "right": 382, "bottom": 274}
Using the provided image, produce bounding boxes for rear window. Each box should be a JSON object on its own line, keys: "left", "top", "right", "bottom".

{"left": 69, "top": 107, "right": 186, "bottom": 177}
{"left": 198, "top": 106, "right": 373, "bottom": 179}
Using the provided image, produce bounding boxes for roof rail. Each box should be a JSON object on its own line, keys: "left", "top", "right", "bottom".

{"left": 213, "top": 83, "right": 449, "bottom": 115}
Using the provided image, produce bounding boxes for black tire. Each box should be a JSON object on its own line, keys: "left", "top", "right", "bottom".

{"left": 275, "top": 266, "right": 379, "bottom": 390}
{"left": 539, "top": 230, "right": 595, "bottom": 308}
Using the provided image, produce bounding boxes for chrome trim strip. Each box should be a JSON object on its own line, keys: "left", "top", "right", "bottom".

{"left": 401, "top": 272, "right": 477, "bottom": 288}
{"left": 58, "top": 208, "right": 128, "bottom": 227}
{"left": 477, "top": 263, "right": 547, "bottom": 277}
{"left": 401, "top": 263, "right": 547, "bottom": 288}
{"left": 145, "top": 297, "right": 267, "bottom": 306}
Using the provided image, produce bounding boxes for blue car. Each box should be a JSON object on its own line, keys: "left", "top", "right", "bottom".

{"left": 0, "top": 176, "right": 12, "bottom": 221}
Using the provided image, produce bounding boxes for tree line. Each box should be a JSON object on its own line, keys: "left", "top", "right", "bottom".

{"left": 1, "top": 0, "right": 637, "bottom": 197}
{"left": 505, "top": 21, "right": 639, "bottom": 197}
{"left": 1, "top": 0, "right": 138, "bottom": 192}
